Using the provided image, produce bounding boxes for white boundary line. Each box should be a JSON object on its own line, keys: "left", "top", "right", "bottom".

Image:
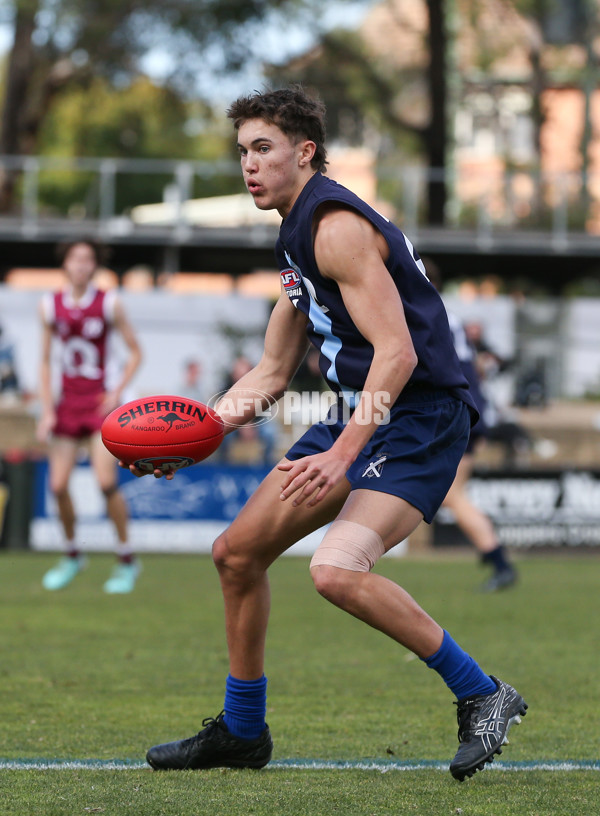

{"left": 1, "top": 759, "right": 598, "bottom": 772}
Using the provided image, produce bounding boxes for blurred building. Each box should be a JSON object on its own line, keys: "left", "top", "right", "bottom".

{"left": 2, "top": 0, "right": 600, "bottom": 290}
{"left": 272, "top": 0, "right": 600, "bottom": 233}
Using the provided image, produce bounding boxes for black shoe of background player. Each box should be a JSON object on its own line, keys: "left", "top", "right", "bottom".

{"left": 481, "top": 565, "right": 518, "bottom": 593}
{"left": 146, "top": 711, "right": 273, "bottom": 770}
{"left": 450, "top": 676, "right": 528, "bottom": 781}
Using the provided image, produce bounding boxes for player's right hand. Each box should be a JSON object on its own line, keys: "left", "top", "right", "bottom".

{"left": 36, "top": 412, "right": 56, "bottom": 444}
{"left": 118, "top": 461, "right": 176, "bottom": 481}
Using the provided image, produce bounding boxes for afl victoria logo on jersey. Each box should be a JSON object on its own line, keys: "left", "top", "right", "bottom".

{"left": 280, "top": 266, "right": 304, "bottom": 306}
{"left": 281, "top": 268, "right": 301, "bottom": 289}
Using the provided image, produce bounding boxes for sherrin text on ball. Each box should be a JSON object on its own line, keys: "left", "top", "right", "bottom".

{"left": 101, "top": 395, "right": 224, "bottom": 472}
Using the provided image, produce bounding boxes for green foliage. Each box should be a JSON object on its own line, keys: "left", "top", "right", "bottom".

{"left": 32, "top": 77, "right": 237, "bottom": 214}
{"left": 267, "top": 28, "right": 424, "bottom": 156}
{"left": 2, "top": 0, "right": 316, "bottom": 87}
{"left": 0, "top": 550, "right": 599, "bottom": 814}
{"left": 264, "top": 15, "right": 436, "bottom": 217}
{"left": 0, "top": 0, "right": 317, "bottom": 216}
{"left": 39, "top": 77, "right": 193, "bottom": 159}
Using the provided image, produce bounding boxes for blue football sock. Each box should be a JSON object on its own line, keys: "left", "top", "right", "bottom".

{"left": 482, "top": 545, "right": 510, "bottom": 571}
{"left": 422, "top": 630, "right": 496, "bottom": 700}
{"left": 223, "top": 674, "right": 267, "bottom": 740}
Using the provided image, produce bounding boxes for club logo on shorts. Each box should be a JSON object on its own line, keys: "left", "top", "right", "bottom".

{"left": 361, "top": 454, "right": 387, "bottom": 479}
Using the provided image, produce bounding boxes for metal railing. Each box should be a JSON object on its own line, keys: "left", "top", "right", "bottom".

{"left": 1, "top": 154, "right": 599, "bottom": 249}
{"left": 381, "top": 163, "right": 599, "bottom": 250}
{"left": 0, "top": 155, "right": 242, "bottom": 242}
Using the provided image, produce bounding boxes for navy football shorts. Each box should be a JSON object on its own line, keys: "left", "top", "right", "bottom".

{"left": 285, "top": 389, "right": 471, "bottom": 523}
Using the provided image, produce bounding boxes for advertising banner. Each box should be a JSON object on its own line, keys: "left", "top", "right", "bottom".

{"left": 433, "top": 469, "right": 600, "bottom": 549}
{"left": 30, "top": 460, "right": 331, "bottom": 554}
{"left": 34, "top": 462, "right": 597, "bottom": 555}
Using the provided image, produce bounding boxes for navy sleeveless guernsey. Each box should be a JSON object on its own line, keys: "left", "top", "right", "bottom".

{"left": 276, "top": 173, "right": 477, "bottom": 420}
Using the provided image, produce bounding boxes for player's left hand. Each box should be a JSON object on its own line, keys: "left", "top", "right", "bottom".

{"left": 278, "top": 451, "right": 350, "bottom": 507}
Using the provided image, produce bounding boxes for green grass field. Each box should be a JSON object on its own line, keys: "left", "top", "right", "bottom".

{"left": 1, "top": 549, "right": 598, "bottom": 815}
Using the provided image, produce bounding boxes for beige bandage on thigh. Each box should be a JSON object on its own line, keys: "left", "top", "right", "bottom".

{"left": 310, "top": 519, "right": 385, "bottom": 572}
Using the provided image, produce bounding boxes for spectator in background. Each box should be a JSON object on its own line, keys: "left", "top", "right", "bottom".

{"left": 464, "top": 321, "right": 535, "bottom": 467}
{"left": 37, "top": 239, "right": 143, "bottom": 593}
{"left": 217, "top": 355, "right": 278, "bottom": 466}
{"left": 178, "top": 357, "right": 207, "bottom": 403}
{"left": 513, "top": 357, "right": 548, "bottom": 409}
{"left": 0, "top": 322, "right": 20, "bottom": 402}
{"left": 463, "top": 321, "right": 510, "bottom": 376}
{"left": 425, "top": 260, "right": 517, "bottom": 592}
{"left": 290, "top": 345, "right": 324, "bottom": 394}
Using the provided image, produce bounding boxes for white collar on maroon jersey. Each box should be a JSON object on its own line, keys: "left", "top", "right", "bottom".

{"left": 63, "top": 284, "right": 97, "bottom": 310}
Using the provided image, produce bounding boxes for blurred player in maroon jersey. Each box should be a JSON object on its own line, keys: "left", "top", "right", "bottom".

{"left": 37, "top": 240, "right": 142, "bottom": 593}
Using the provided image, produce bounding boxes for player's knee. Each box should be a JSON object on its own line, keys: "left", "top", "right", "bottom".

{"left": 310, "top": 520, "right": 384, "bottom": 574}
{"left": 212, "top": 530, "right": 256, "bottom": 581}
{"left": 50, "top": 483, "right": 69, "bottom": 501}
{"left": 310, "top": 563, "right": 352, "bottom": 605}
{"left": 100, "top": 483, "right": 119, "bottom": 499}
{"left": 212, "top": 531, "right": 229, "bottom": 572}
{"left": 309, "top": 520, "right": 385, "bottom": 605}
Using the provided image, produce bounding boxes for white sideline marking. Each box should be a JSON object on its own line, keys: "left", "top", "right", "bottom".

{"left": 0, "top": 759, "right": 598, "bottom": 772}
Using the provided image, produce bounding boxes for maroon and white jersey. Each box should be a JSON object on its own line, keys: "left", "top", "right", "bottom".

{"left": 42, "top": 286, "right": 117, "bottom": 398}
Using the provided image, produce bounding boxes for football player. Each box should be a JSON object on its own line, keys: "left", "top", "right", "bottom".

{"left": 37, "top": 240, "right": 142, "bottom": 593}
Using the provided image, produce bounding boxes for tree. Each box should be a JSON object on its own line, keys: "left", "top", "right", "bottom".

{"left": 33, "top": 76, "right": 239, "bottom": 216}
{"left": 267, "top": 0, "right": 451, "bottom": 225}
{"left": 515, "top": 0, "right": 599, "bottom": 220}
{"left": 0, "top": 0, "right": 314, "bottom": 210}
{"left": 269, "top": 0, "right": 600, "bottom": 228}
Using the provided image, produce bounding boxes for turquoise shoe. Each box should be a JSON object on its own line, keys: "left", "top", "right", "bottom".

{"left": 42, "top": 556, "right": 86, "bottom": 591}
{"left": 103, "top": 561, "right": 141, "bottom": 594}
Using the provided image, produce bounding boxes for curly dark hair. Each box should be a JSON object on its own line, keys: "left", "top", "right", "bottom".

{"left": 227, "top": 85, "right": 328, "bottom": 173}
{"left": 56, "top": 238, "right": 108, "bottom": 268}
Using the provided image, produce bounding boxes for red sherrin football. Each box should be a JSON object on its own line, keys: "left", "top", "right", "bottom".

{"left": 101, "top": 395, "right": 224, "bottom": 472}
